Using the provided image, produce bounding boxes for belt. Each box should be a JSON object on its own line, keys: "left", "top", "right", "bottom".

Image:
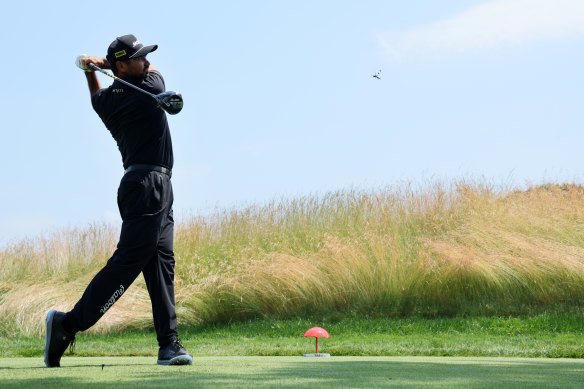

{"left": 124, "top": 164, "right": 172, "bottom": 177}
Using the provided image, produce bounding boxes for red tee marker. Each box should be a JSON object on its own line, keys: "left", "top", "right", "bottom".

{"left": 304, "top": 327, "right": 330, "bottom": 355}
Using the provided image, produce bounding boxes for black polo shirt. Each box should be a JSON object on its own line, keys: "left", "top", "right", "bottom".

{"left": 92, "top": 70, "right": 173, "bottom": 170}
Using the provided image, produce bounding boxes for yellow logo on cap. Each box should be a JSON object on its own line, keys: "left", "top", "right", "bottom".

{"left": 115, "top": 50, "right": 127, "bottom": 58}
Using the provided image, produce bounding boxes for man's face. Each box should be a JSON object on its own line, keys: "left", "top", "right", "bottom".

{"left": 118, "top": 56, "right": 150, "bottom": 78}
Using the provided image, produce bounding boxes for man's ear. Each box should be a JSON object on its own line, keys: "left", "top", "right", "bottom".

{"left": 116, "top": 61, "right": 127, "bottom": 75}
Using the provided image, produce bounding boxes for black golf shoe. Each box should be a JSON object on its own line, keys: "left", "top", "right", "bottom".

{"left": 157, "top": 338, "right": 193, "bottom": 365}
{"left": 44, "top": 310, "right": 76, "bottom": 368}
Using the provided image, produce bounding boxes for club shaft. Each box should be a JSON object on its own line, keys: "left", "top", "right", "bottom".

{"left": 88, "top": 63, "right": 155, "bottom": 98}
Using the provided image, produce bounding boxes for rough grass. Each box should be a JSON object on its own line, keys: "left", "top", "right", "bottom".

{"left": 2, "top": 181, "right": 584, "bottom": 336}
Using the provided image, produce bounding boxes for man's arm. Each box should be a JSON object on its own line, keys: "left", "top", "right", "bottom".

{"left": 80, "top": 56, "right": 110, "bottom": 97}
{"left": 84, "top": 72, "right": 101, "bottom": 97}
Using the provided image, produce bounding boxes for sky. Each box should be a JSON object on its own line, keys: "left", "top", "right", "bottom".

{"left": 1, "top": 0, "right": 583, "bottom": 246}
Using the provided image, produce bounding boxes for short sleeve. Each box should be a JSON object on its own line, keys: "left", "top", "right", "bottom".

{"left": 141, "top": 70, "right": 166, "bottom": 94}
{"left": 91, "top": 89, "right": 106, "bottom": 114}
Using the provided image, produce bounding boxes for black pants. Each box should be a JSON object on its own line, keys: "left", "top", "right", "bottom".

{"left": 66, "top": 170, "right": 177, "bottom": 347}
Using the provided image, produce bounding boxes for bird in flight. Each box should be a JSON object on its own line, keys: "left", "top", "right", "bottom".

{"left": 373, "top": 70, "right": 381, "bottom": 79}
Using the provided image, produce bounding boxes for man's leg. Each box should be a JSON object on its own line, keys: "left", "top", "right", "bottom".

{"left": 46, "top": 209, "right": 162, "bottom": 367}
{"left": 46, "top": 171, "right": 168, "bottom": 367}
{"left": 142, "top": 208, "right": 178, "bottom": 347}
{"left": 64, "top": 216, "right": 161, "bottom": 332}
{"left": 64, "top": 171, "right": 169, "bottom": 332}
{"left": 142, "top": 183, "right": 192, "bottom": 365}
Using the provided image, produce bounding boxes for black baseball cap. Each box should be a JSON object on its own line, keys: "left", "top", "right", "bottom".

{"left": 106, "top": 34, "right": 158, "bottom": 65}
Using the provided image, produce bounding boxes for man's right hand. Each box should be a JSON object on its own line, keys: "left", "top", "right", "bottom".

{"left": 75, "top": 54, "right": 91, "bottom": 72}
{"left": 76, "top": 54, "right": 105, "bottom": 97}
{"left": 75, "top": 55, "right": 111, "bottom": 72}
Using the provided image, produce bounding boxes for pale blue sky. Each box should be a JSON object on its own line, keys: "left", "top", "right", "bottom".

{"left": 1, "top": 0, "right": 583, "bottom": 246}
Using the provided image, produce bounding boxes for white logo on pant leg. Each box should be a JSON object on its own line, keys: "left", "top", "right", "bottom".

{"left": 100, "top": 285, "right": 125, "bottom": 314}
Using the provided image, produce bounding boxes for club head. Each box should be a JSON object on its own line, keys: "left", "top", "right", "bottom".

{"left": 155, "top": 91, "right": 183, "bottom": 115}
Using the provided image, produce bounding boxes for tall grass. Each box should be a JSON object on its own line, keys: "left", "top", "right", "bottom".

{"left": 2, "top": 181, "right": 584, "bottom": 336}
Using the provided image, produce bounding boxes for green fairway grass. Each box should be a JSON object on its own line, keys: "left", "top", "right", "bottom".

{"left": 1, "top": 356, "right": 584, "bottom": 388}
{"left": 2, "top": 314, "right": 584, "bottom": 359}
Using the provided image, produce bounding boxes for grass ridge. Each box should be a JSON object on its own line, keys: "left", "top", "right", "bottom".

{"left": 2, "top": 181, "right": 584, "bottom": 336}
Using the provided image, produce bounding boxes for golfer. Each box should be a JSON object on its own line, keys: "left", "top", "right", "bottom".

{"left": 44, "top": 34, "right": 192, "bottom": 367}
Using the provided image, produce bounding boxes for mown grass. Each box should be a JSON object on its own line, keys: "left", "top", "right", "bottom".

{"left": 2, "top": 356, "right": 584, "bottom": 389}
{"left": 1, "top": 181, "right": 584, "bottom": 336}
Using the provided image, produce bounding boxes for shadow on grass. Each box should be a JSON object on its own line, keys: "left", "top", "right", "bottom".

{"left": 1, "top": 359, "right": 584, "bottom": 388}
{"left": 260, "top": 360, "right": 584, "bottom": 388}
{"left": 0, "top": 363, "right": 153, "bottom": 370}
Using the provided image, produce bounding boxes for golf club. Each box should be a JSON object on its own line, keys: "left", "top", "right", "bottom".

{"left": 88, "top": 63, "right": 183, "bottom": 115}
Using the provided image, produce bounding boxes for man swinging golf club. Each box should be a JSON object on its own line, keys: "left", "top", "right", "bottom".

{"left": 44, "top": 34, "right": 192, "bottom": 367}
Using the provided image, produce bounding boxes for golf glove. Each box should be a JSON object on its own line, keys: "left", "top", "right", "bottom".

{"left": 75, "top": 54, "right": 92, "bottom": 72}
